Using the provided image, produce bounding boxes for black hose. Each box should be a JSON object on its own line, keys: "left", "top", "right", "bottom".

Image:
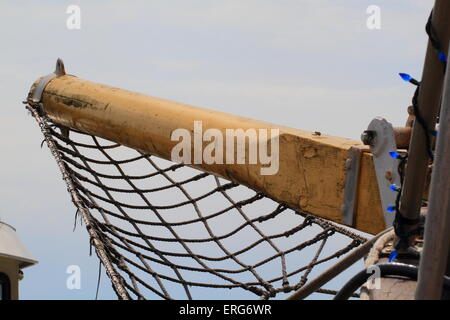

{"left": 334, "top": 263, "right": 450, "bottom": 300}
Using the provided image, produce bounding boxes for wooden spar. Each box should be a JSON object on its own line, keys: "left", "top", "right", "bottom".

{"left": 415, "top": 43, "right": 450, "bottom": 300}
{"left": 28, "top": 74, "right": 387, "bottom": 234}
{"left": 398, "top": 0, "right": 450, "bottom": 239}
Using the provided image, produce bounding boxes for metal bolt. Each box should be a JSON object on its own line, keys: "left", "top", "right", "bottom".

{"left": 345, "top": 158, "right": 352, "bottom": 169}
{"left": 361, "top": 130, "right": 376, "bottom": 145}
{"left": 385, "top": 171, "right": 393, "bottom": 182}
{"left": 381, "top": 247, "right": 393, "bottom": 254}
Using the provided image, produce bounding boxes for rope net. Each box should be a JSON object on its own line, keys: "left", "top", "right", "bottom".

{"left": 27, "top": 102, "right": 367, "bottom": 300}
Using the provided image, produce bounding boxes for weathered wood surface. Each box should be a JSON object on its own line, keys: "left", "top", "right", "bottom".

{"left": 30, "top": 75, "right": 386, "bottom": 234}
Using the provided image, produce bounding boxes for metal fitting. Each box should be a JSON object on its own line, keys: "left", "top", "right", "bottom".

{"left": 361, "top": 130, "right": 376, "bottom": 146}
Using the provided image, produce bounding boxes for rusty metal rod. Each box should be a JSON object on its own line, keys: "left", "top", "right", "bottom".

{"left": 286, "top": 228, "right": 393, "bottom": 300}
{"left": 394, "top": 127, "right": 412, "bottom": 149}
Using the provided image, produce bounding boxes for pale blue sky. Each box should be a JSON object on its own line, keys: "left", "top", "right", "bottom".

{"left": 0, "top": 0, "right": 433, "bottom": 299}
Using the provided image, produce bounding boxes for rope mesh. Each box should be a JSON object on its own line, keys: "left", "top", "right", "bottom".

{"left": 27, "top": 102, "right": 367, "bottom": 300}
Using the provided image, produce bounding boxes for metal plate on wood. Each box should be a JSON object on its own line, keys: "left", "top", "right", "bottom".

{"left": 367, "top": 117, "right": 400, "bottom": 228}
{"left": 30, "top": 58, "right": 66, "bottom": 103}
{"left": 341, "top": 146, "right": 361, "bottom": 226}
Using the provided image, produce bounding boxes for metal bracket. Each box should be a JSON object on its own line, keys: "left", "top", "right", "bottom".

{"left": 341, "top": 146, "right": 362, "bottom": 226}
{"left": 366, "top": 117, "right": 400, "bottom": 228}
{"left": 29, "top": 58, "right": 66, "bottom": 103}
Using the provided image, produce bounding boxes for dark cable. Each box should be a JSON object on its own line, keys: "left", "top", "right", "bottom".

{"left": 334, "top": 263, "right": 450, "bottom": 300}
{"left": 95, "top": 260, "right": 102, "bottom": 300}
{"left": 411, "top": 85, "right": 435, "bottom": 160}
{"left": 425, "top": 10, "right": 447, "bottom": 70}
